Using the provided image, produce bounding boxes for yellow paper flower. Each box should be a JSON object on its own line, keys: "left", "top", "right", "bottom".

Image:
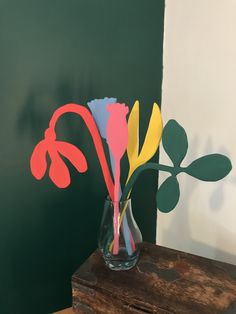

{"left": 126, "top": 100, "right": 163, "bottom": 183}
{"left": 109, "top": 100, "right": 163, "bottom": 252}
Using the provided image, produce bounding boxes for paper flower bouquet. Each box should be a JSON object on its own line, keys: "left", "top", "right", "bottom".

{"left": 30, "top": 98, "right": 232, "bottom": 270}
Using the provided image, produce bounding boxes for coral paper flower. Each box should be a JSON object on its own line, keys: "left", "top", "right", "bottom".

{"left": 30, "top": 128, "right": 88, "bottom": 188}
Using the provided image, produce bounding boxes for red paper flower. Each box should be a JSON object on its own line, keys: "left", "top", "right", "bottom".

{"left": 30, "top": 128, "right": 88, "bottom": 188}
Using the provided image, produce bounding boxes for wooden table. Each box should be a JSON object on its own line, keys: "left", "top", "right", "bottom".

{"left": 54, "top": 308, "right": 73, "bottom": 314}
{"left": 72, "top": 242, "right": 236, "bottom": 313}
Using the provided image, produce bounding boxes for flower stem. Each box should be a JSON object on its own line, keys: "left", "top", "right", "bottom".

{"left": 121, "top": 163, "right": 178, "bottom": 201}
{"left": 48, "top": 103, "right": 114, "bottom": 199}
{"left": 109, "top": 162, "right": 182, "bottom": 252}
{"left": 113, "top": 158, "right": 120, "bottom": 255}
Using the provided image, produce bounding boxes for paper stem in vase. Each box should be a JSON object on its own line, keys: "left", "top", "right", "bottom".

{"left": 109, "top": 101, "right": 163, "bottom": 252}
{"left": 87, "top": 98, "right": 133, "bottom": 254}
{"left": 109, "top": 151, "right": 133, "bottom": 255}
{"left": 106, "top": 103, "right": 129, "bottom": 255}
{"left": 113, "top": 159, "right": 120, "bottom": 254}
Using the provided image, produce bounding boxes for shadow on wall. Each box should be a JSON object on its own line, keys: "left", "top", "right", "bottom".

{"left": 15, "top": 73, "right": 109, "bottom": 217}
{"left": 16, "top": 74, "right": 115, "bottom": 195}
{"left": 158, "top": 135, "right": 236, "bottom": 265}
{"left": 16, "top": 74, "right": 98, "bottom": 139}
{"left": 11, "top": 77, "right": 112, "bottom": 312}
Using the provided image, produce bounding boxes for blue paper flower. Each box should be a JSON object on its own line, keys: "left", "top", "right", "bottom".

{"left": 87, "top": 97, "right": 117, "bottom": 139}
{"left": 87, "top": 97, "right": 133, "bottom": 255}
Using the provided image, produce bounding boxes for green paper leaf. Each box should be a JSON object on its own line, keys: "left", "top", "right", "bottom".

{"left": 162, "top": 119, "right": 188, "bottom": 166}
{"left": 156, "top": 176, "right": 180, "bottom": 213}
{"left": 185, "top": 154, "right": 232, "bottom": 181}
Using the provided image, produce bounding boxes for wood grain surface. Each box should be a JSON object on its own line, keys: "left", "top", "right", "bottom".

{"left": 72, "top": 242, "right": 236, "bottom": 313}
{"left": 54, "top": 307, "right": 73, "bottom": 314}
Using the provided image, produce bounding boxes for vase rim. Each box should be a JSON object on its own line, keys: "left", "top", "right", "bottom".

{"left": 105, "top": 196, "right": 131, "bottom": 204}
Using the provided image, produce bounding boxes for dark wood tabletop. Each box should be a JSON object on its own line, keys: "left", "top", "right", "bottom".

{"left": 72, "top": 242, "right": 236, "bottom": 313}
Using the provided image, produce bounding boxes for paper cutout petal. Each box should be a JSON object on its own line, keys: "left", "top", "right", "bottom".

{"left": 30, "top": 140, "right": 48, "bottom": 180}
{"left": 138, "top": 102, "right": 163, "bottom": 164}
{"left": 106, "top": 104, "right": 129, "bottom": 159}
{"left": 56, "top": 141, "right": 88, "bottom": 173}
{"left": 49, "top": 149, "right": 70, "bottom": 188}
{"left": 87, "top": 97, "right": 117, "bottom": 139}
{"left": 127, "top": 100, "right": 139, "bottom": 161}
{"left": 162, "top": 120, "right": 188, "bottom": 167}
{"left": 185, "top": 154, "right": 232, "bottom": 181}
{"left": 127, "top": 101, "right": 163, "bottom": 180}
{"left": 156, "top": 176, "right": 180, "bottom": 213}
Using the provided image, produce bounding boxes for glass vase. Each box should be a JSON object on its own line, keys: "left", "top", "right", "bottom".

{"left": 98, "top": 198, "right": 142, "bottom": 271}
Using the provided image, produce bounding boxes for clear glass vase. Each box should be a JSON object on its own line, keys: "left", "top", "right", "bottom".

{"left": 98, "top": 198, "right": 142, "bottom": 271}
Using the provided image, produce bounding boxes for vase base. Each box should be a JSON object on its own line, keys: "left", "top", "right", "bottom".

{"left": 103, "top": 250, "right": 140, "bottom": 271}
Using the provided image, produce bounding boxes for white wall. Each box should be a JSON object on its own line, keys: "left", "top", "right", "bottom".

{"left": 157, "top": 0, "right": 236, "bottom": 265}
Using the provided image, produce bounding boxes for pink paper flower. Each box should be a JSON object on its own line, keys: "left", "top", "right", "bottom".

{"left": 30, "top": 128, "right": 88, "bottom": 188}
{"left": 106, "top": 103, "right": 129, "bottom": 254}
{"left": 106, "top": 103, "right": 129, "bottom": 160}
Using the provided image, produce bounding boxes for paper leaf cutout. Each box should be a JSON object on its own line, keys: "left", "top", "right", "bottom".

{"left": 127, "top": 101, "right": 163, "bottom": 180}
{"left": 162, "top": 120, "right": 188, "bottom": 166}
{"left": 185, "top": 154, "right": 232, "bottom": 181}
{"left": 156, "top": 176, "right": 180, "bottom": 213}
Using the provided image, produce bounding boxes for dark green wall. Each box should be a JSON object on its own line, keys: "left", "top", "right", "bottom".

{"left": 0, "top": 1, "right": 165, "bottom": 313}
